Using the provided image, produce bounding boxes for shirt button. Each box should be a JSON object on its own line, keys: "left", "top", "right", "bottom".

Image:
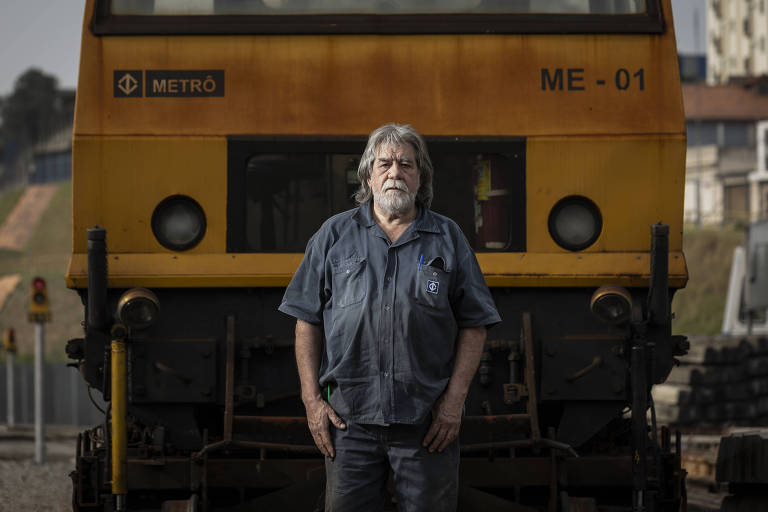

{"left": 384, "top": 372, "right": 390, "bottom": 377}
{"left": 387, "top": 276, "right": 392, "bottom": 282}
{"left": 384, "top": 305, "right": 390, "bottom": 311}
{"left": 433, "top": 272, "right": 437, "bottom": 276}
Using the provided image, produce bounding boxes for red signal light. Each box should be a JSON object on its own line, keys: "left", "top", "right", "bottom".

{"left": 28, "top": 277, "right": 51, "bottom": 322}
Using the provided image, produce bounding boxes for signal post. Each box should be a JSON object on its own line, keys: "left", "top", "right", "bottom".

{"left": 3, "top": 328, "right": 16, "bottom": 428}
{"left": 28, "top": 277, "right": 50, "bottom": 464}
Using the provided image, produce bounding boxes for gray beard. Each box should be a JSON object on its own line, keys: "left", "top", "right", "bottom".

{"left": 374, "top": 188, "right": 416, "bottom": 216}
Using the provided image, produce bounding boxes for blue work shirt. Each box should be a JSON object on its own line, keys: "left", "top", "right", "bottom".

{"left": 279, "top": 202, "right": 501, "bottom": 425}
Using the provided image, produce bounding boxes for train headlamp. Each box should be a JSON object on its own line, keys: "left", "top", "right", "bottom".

{"left": 548, "top": 196, "right": 602, "bottom": 251}
{"left": 590, "top": 286, "right": 632, "bottom": 325}
{"left": 117, "top": 288, "right": 160, "bottom": 330}
{"left": 151, "top": 195, "right": 206, "bottom": 251}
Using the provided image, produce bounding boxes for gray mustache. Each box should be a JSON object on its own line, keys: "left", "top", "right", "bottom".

{"left": 383, "top": 180, "right": 409, "bottom": 193}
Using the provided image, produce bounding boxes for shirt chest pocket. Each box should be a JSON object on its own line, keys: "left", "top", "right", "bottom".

{"left": 332, "top": 258, "right": 367, "bottom": 308}
{"left": 414, "top": 265, "right": 451, "bottom": 310}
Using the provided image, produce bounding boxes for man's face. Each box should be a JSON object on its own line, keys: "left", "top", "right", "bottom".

{"left": 368, "top": 143, "right": 420, "bottom": 216}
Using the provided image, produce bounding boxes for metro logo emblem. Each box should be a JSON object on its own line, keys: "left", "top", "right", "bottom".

{"left": 118, "top": 74, "right": 138, "bottom": 95}
{"left": 114, "top": 70, "right": 142, "bottom": 98}
{"left": 112, "top": 70, "right": 225, "bottom": 98}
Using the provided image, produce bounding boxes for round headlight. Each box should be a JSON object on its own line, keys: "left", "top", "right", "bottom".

{"left": 117, "top": 288, "right": 160, "bottom": 330}
{"left": 548, "top": 196, "right": 602, "bottom": 251}
{"left": 590, "top": 286, "right": 632, "bottom": 325}
{"left": 151, "top": 195, "right": 206, "bottom": 251}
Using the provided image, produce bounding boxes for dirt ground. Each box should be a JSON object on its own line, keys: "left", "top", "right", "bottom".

{"left": 0, "top": 425, "right": 77, "bottom": 511}
{"left": 0, "top": 184, "right": 57, "bottom": 251}
{"left": 0, "top": 274, "right": 20, "bottom": 313}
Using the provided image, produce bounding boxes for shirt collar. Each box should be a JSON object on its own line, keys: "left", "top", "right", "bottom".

{"left": 352, "top": 201, "right": 441, "bottom": 234}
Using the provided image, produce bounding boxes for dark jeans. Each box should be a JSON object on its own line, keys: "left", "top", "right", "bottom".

{"left": 325, "top": 420, "right": 459, "bottom": 512}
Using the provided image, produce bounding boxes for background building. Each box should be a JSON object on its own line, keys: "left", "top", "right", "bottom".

{"left": 30, "top": 126, "right": 72, "bottom": 185}
{"left": 684, "top": 80, "right": 768, "bottom": 224}
{"left": 707, "top": 0, "right": 768, "bottom": 84}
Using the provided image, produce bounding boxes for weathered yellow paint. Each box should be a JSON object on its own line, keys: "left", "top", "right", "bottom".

{"left": 75, "top": 3, "right": 683, "bottom": 138}
{"left": 526, "top": 136, "right": 686, "bottom": 253}
{"left": 68, "top": 0, "right": 688, "bottom": 290}
{"left": 72, "top": 137, "right": 226, "bottom": 254}
{"left": 66, "top": 252, "right": 687, "bottom": 289}
{"left": 69, "top": 133, "right": 686, "bottom": 286}
{"left": 111, "top": 338, "right": 127, "bottom": 496}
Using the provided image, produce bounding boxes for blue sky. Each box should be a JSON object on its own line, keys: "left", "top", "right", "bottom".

{"left": 0, "top": 0, "right": 705, "bottom": 96}
{"left": 672, "top": 0, "right": 707, "bottom": 55}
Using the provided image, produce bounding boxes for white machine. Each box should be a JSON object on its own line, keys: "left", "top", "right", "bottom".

{"left": 722, "top": 220, "right": 768, "bottom": 335}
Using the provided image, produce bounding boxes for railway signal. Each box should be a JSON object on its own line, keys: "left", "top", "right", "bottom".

{"left": 27, "top": 277, "right": 48, "bottom": 463}
{"left": 28, "top": 277, "right": 51, "bottom": 323}
{"left": 2, "top": 327, "right": 16, "bottom": 353}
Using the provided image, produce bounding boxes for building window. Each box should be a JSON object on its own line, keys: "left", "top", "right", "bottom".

{"left": 717, "top": 122, "right": 726, "bottom": 146}
{"left": 31, "top": 150, "right": 72, "bottom": 184}
{"left": 687, "top": 121, "right": 720, "bottom": 146}
{"left": 711, "top": 0, "right": 722, "bottom": 18}
{"left": 724, "top": 184, "right": 750, "bottom": 224}
{"left": 723, "top": 122, "right": 750, "bottom": 147}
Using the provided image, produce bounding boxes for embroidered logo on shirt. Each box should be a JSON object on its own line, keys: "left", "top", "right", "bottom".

{"left": 426, "top": 280, "right": 439, "bottom": 294}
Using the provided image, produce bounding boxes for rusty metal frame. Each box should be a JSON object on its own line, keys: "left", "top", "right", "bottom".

{"left": 191, "top": 315, "right": 237, "bottom": 461}
{"left": 523, "top": 312, "right": 541, "bottom": 442}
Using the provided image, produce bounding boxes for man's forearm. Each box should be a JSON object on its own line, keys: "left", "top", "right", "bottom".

{"left": 424, "top": 325, "right": 487, "bottom": 451}
{"left": 295, "top": 319, "right": 345, "bottom": 457}
{"left": 444, "top": 326, "right": 486, "bottom": 402}
{"left": 295, "top": 319, "right": 324, "bottom": 404}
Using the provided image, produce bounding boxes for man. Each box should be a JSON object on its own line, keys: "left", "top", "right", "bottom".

{"left": 278, "top": 123, "right": 500, "bottom": 511}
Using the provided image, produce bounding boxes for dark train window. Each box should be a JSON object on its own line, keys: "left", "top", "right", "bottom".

{"left": 227, "top": 138, "right": 525, "bottom": 253}
{"left": 243, "top": 153, "right": 360, "bottom": 252}
{"left": 111, "top": 0, "right": 647, "bottom": 15}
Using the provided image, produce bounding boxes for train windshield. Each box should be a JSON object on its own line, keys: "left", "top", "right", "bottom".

{"left": 111, "top": 0, "right": 647, "bottom": 15}
{"left": 99, "top": 0, "right": 660, "bottom": 34}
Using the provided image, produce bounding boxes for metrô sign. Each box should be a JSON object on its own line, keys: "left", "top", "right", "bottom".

{"left": 113, "top": 70, "right": 225, "bottom": 98}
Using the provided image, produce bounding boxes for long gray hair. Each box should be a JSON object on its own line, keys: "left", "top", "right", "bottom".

{"left": 354, "top": 123, "right": 434, "bottom": 209}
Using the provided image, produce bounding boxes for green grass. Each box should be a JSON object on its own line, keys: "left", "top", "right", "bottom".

{"left": 0, "top": 181, "right": 83, "bottom": 361}
{"left": 672, "top": 226, "right": 745, "bottom": 335}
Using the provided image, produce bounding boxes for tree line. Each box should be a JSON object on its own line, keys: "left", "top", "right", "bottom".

{"left": 0, "top": 68, "right": 75, "bottom": 188}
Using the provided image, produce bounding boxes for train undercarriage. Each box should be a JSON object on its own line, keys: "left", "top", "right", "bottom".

{"left": 68, "top": 226, "right": 688, "bottom": 511}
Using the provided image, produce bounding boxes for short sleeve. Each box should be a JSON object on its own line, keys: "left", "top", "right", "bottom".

{"left": 278, "top": 231, "right": 331, "bottom": 325}
{"left": 450, "top": 231, "right": 502, "bottom": 330}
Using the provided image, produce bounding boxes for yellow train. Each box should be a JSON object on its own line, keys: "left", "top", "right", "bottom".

{"left": 66, "top": 1, "right": 689, "bottom": 510}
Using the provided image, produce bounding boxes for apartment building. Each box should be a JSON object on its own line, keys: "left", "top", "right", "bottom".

{"left": 684, "top": 80, "right": 768, "bottom": 224}
{"left": 708, "top": 0, "right": 768, "bottom": 84}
